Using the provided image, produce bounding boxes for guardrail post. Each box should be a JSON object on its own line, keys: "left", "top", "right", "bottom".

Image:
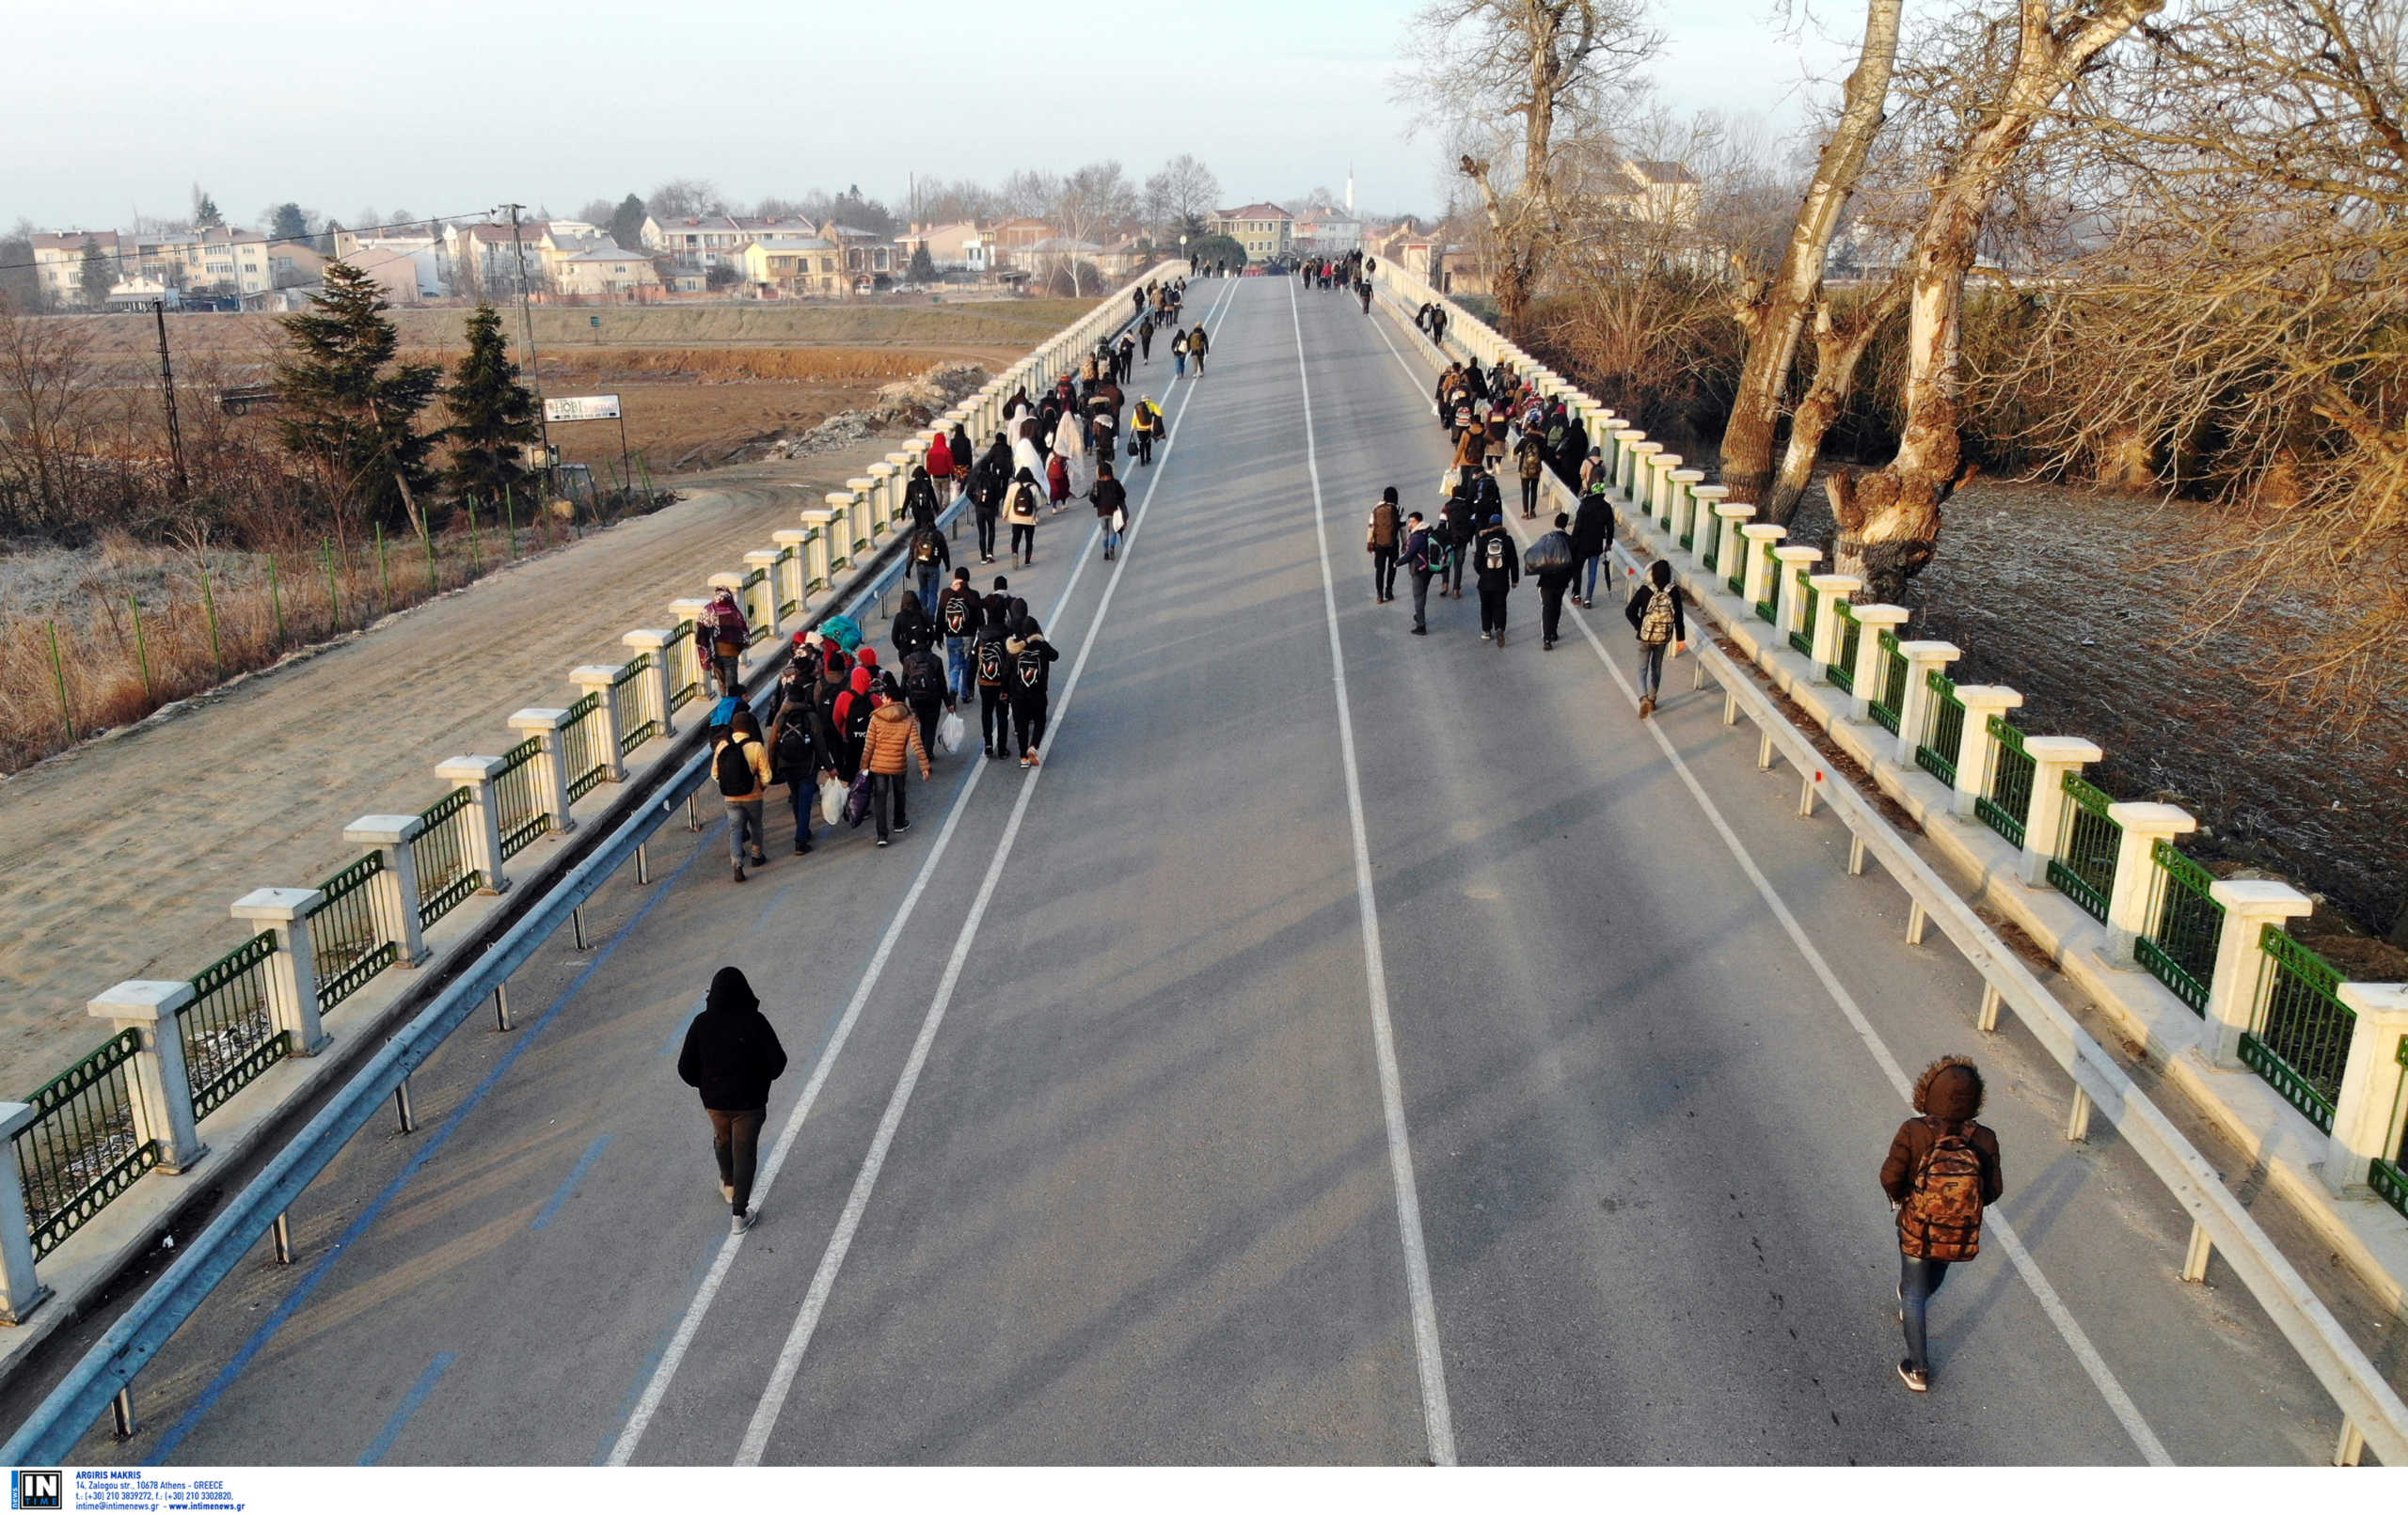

{"left": 745, "top": 550, "right": 784, "bottom": 638}
{"left": 1687, "top": 487, "right": 1728, "bottom": 568}
{"left": 2102, "top": 803, "right": 2199, "bottom": 962}
{"left": 0, "top": 1103, "right": 51, "bottom": 1323}
{"left": 508, "top": 707, "right": 578, "bottom": 835}
{"left": 1668, "top": 470, "right": 1706, "bottom": 540}
{"left": 2201, "top": 880, "right": 2316, "bottom": 1066}
{"left": 1806, "top": 575, "right": 1861, "bottom": 673}
{"left": 1893, "top": 641, "right": 1962, "bottom": 767}
{"left": 1949, "top": 686, "right": 2024, "bottom": 818}
{"left": 87, "top": 982, "right": 207, "bottom": 1174}
{"left": 1846, "top": 605, "right": 1910, "bottom": 721}
{"left": 436, "top": 754, "right": 512, "bottom": 895}
{"left": 1773, "top": 546, "right": 1821, "bottom": 638}
{"left": 569, "top": 667, "right": 626, "bottom": 782}
{"left": 1739, "top": 524, "right": 1786, "bottom": 608}
{"left": 621, "top": 629, "right": 676, "bottom": 741}
{"left": 2015, "top": 737, "right": 2103, "bottom": 889}
{"left": 2321, "top": 986, "right": 2408, "bottom": 1195}
{"left": 344, "top": 813, "right": 431, "bottom": 966}
{"left": 230, "top": 887, "right": 331, "bottom": 1056}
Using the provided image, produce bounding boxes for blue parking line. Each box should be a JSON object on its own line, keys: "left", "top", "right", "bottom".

{"left": 530, "top": 1134, "right": 613, "bottom": 1232}
{"left": 358, "top": 1351, "right": 456, "bottom": 1465}
{"left": 658, "top": 996, "right": 704, "bottom": 1057}
{"left": 752, "top": 879, "right": 795, "bottom": 933}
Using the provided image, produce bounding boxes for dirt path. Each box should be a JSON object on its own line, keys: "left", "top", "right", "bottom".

{"left": 0, "top": 435, "right": 907, "bottom": 1085}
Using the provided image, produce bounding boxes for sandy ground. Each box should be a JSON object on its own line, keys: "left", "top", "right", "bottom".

{"left": 0, "top": 434, "right": 907, "bottom": 1087}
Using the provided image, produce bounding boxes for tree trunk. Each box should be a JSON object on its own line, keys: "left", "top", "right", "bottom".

{"left": 1719, "top": 0, "right": 1902, "bottom": 514}
{"left": 1767, "top": 280, "right": 1907, "bottom": 523}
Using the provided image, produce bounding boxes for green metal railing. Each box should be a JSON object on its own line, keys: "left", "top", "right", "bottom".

{"left": 413, "top": 787, "right": 482, "bottom": 928}
{"left": 2369, "top": 1035, "right": 2406, "bottom": 1220}
{"left": 1867, "top": 630, "right": 1908, "bottom": 734}
{"left": 740, "top": 569, "right": 771, "bottom": 646}
{"left": 1828, "top": 602, "right": 1861, "bottom": 693}
{"left": 183, "top": 932, "right": 288, "bottom": 1120}
{"left": 802, "top": 528, "right": 830, "bottom": 590}
{"left": 1914, "top": 671, "right": 1965, "bottom": 787}
{"left": 2242, "top": 926, "right": 2354, "bottom": 1132}
{"left": 15, "top": 1030, "right": 157, "bottom": 1258}
{"left": 2048, "top": 774, "right": 2119, "bottom": 923}
{"left": 773, "top": 547, "right": 800, "bottom": 617}
{"left": 1788, "top": 584, "right": 1817, "bottom": 658}
{"left": 494, "top": 736, "right": 548, "bottom": 861}
{"left": 1976, "top": 717, "right": 2035, "bottom": 848}
{"left": 561, "top": 692, "right": 610, "bottom": 803}
{"left": 1700, "top": 531, "right": 1718, "bottom": 573}
{"left": 611, "top": 653, "right": 657, "bottom": 755}
{"left": 309, "top": 853, "right": 394, "bottom": 1013}
{"left": 2136, "top": 841, "right": 2222, "bottom": 1016}
{"left": 665, "top": 622, "right": 700, "bottom": 712}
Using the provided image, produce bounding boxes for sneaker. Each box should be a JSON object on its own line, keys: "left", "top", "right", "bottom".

{"left": 721, "top": 1181, "right": 735, "bottom": 1203}
{"left": 894, "top": 820, "right": 911, "bottom": 834}
{"left": 1639, "top": 695, "right": 1656, "bottom": 718}
{"left": 877, "top": 837, "right": 890, "bottom": 847}
{"left": 795, "top": 841, "right": 813, "bottom": 855}
{"left": 1896, "top": 1360, "right": 1929, "bottom": 1394}
{"left": 1544, "top": 638, "right": 1556, "bottom": 650}
{"left": 1025, "top": 750, "right": 1042, "bottom": 767}
{"left": 1495, "top": 632, "right": 1506, "bottom": 648}
{"left": 1410, "top": 625, "right": 1428, "bottom": 636}
{"left": 731, "top": 1210, "right": 753, "bottom": 1236}
{"left": 1020, "top": 754, "right": 1032, "bottom": 768}
{"left": 1480, "top": 631, "right": 1491, "bottom": 640}
{"left": 732, "top": 864, "right": 747, "bottom": 883}
{"left": 749, "top": 851, "right": 768, "bottom": 866}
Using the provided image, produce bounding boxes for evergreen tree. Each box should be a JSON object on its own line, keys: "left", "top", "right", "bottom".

{"left": 77, "top": 236, "right": 113, "bottom": 307}
{"left": 192, "top": 186, "right": 222, "bottom": 228}
{"left": 908, "top": 242, "right": 937, "bottom": 283}
{"left": 269, "top": 203, "right": 310, "bottom": 242}
{"left": 274, "top": 261, "right": 442, "bottom": 536}
{"left": 444, "top": 305, "right": 538, "bottom": 504}
{"left": 610, "top": 194, "right": 647, "bottom": 253}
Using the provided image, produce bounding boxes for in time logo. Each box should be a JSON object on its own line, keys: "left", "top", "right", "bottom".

{"left": 9, "top": 1470, "right": 62, "bottom": 1511}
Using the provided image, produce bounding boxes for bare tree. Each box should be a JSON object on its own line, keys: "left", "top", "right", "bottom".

{"left": 1143, "top": 155, "right": 1223, "bottom": 233}
{"left": 1399, "top": 0, "right": 1661, "bottom": 336}
{"left": 1000, "top": 170, "right": 1061, "bottom": 221}
{"left": 1046, "top": 163, "right": 1138, "bottom": 294}
{"left": 0, "top": 298, "right": 103, "bottom": 531}
{"left": 646, "top": 178, "right": 726, "bottom": 221}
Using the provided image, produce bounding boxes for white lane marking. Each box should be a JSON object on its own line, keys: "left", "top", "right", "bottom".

{"left": 1287, "top": 279, "right": 1459, "bottom": 1467}
{"left": 1359, "top": 303, "right": 2175, "bottom": 1466}
{"left": 730, "top": 278, "right": 1241, "bottom": 1466}
{"left": 606, "top": 275, "right": 1241, "bottom": 1466}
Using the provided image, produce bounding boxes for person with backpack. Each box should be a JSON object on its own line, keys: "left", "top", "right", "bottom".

{"left": 703, "top": 588, "right": 748, "bottom": 700}
{"left": 1527, "top": 512, "right": 1578, "bottom": 651}
{"left": 898, "top": 645, "right": 953, "bottom": 755}
{"left": 891, "top": 594, "right": 939, "bottom": 664}
{"left": 1006, "top": 617, "right": 1060, "bottom": 767}
{"left": 1571, "top": 481, "right": 1616, "bottom": 608}
{"left": 1402, "top": 511, "right": 1440, "bottom": 635}
{"left": 1881, "top": 1056, "right": 2004, "bottom": 1393}
{"left": 1130, "top": 397, "right": 1161, "bottom": 466}
{"left": 713, "top": 707, "right": 771, "bottom": 882}
{"left": 858, "top": 677, "right": 933, "bottom": 847}
{"left": 1623, "top": 559, "right": 1688, "bottom": 718}
{"left": 972, "top": 618, "right": 1012, "bottom": 760}
{"left": 1367, "top": 486, "right": 1402, "bottom": 603}
{"left": 1092, "top": 460, "right": 1129, "bottom": 560}
{"left": 904, "top": 462, "right": 941, "bottom": 530}
{"left": 1004, "top": 467, "right": 1042, "bottom": 565}
{"left": 1170, "top": 326, "right": 1188, "bottom": 379}
{"left": 936, "top": 566, "right": 982, "bottom": 701}
{"left": 832, "top": 665, "right": 877, "bottom": 781}
{"left": 1137, "top": 315, "right": 1154, "bottom": 362}
{"left": 906, "top": 515, "right": 951, "bottom": 616}
{"left": 1515, "top": 431, "right": 1548, "bottom": 519}
{"left": 676, "top": 966, "right": 787, "bottom": 1235}
{"left": 1439, "top": 486, "right": 1477, "bottom": 600}
{"left": 768, "top": 661, "right": 828, "bottom": 856}
{"left": 974, "top": 434, "right": 1012, "bottom": 563}
{"left": 1186, "top": 324, "right": 1209, "bottom": 375}
{"left": 1471, "top": 514, "right": 1521, "bottom": 646}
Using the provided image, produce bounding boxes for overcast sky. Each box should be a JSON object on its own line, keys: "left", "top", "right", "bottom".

{"left": 5, "top": 0, "right": 1855, "bottom": 233}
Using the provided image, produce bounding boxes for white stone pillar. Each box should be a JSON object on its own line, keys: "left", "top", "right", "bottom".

{"left": 1893, "top": 639, "right": 1963, "bottom": 768}
{"left": 1647, "top": 453, "right": 1683, "bottom": 523}
{"left": 2016, "top": 737, "right": 2103, "bottom": 889}
{"left": 1806, "top": 574, "right": 1861, "bottom": 674}
{"left": 621, "top": 629, "right": 676, "bottom": 741}
{"left": 1687, "top": 486, "right": 1728, "bottom": 565}
{"left": 1773, "top": 546, "right": 1821, "bottom": 638}
{"left": 436, "top": 753, "right": 512, "bottom": 895}
{"left": 87, "top": 981, "right": 207, "bottom": 1173}
{"left": 1740, "top": 523, "right": 1786, "bottom": 608}
{"left": 744, "top": 550, "right": 783, "bottom": 637}
{"left": 1668, "top": 470, "right": 1706, "bottom": 540}
{"left": 800, "top": 509, "right": 840, "bottom": 584}
{"left": 2102, "top": 802, "right": 2198, "bottom": 961}
{"left": 570, "top": 666, "right": 626, "bottom": 783}
{"left": 1626, "top": 442, "right": 1664, "bottom": 506}
{"left": 2203, "top": 880, "right": 2316, "bottom": 1067}
{"left": 1709, "top": 500, "right": 1754, "bottom": 587}
{"left": 772, "top": 531, "right": 810, "bottom": 615}
{"left": 1949, "top": 686, "right": 2024, "bottom": 818}
{"left": 1846, "top": 605, "right": 1910, "bottom": 722}
{"left": 843, "top": 481, "right": 876, "bottom": 559}
{"left": 344, "top": 813, "right": 432, "bottom": 966}
{"left": 508, "top": 707, "right": 578, "bottom": 835}
{"left": 1611, "top": 431, "right": 1646, "bottom": 495}
{"left": 230, "top": 886, "right": 331, "bottom": 1056}
{"left": 0, "top": 1102, "right": 51, "bottom": 1323}
{"left": 870, "top": 459, "right": 903, "bottom": 537}
{"left": 669, "top": 596, "right": 712, "bottom": 702}
{"left": 2323, "top": 985, "right": 2408, "bottom": 1194}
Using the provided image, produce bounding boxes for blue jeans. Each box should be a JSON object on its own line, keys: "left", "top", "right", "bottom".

{"left": 1638, "top": 641, "right": 1668, "bottom": 700}
{"left": 1901, "top": 1255, "right": 1953, "bottom": 1372}
{"left": 726, "top": 799, "right": 765, "bottom": 864}
{"left": 1102, "top": 525, "right": 1123, "bottom": 557}
{"left": 1174, "top": 352, "right": 1186, "bottom": 377}
{"left": 1580, "top": 553, "right": 1603, "bottom": 602}
{"left": 946, "top": 637, "right": 971, "bottom": 701}
{"left": 915, "top": 564, "right": 942, "bottom": 616}
{"left": 786, "top": 774, "right": 815, "bottom": 847}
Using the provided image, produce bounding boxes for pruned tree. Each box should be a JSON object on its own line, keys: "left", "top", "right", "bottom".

{"left": 1144, "top": 155, "right": 1224, "bottom": 233}
{"left": 444, "top": 304, "right": 538, "bottom": 506}
{"left": 274, "top": 261, "right": 442, "bottom": 538}
{"left": 1399, "top": 0, "right": 1662, "bottom": 337}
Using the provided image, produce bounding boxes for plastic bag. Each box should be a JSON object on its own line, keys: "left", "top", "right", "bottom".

{"left": 845, "top": 769, "right": 873, "bottom": 828}
{"left": 819, "top": 775, "right": 848, "bottom": 829}
{"left": 936, "top": 709, "right": 966, "bottom": 757}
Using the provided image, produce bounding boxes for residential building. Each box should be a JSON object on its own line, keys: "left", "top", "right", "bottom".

{"left": 30, "top": 230, "right": 121, "bottom": 308}
{"left": 347, "top": 245, "right": 432, "bottom": 306}
{"left": 549, "top": 240, "right": 665, "bottom": 300}
{"left": 333, "top": 229, "right": 447, "bottom": 294}
{"left": 444, "top": 220, "right": 553, "bottom": 299}
{"left": 642, "top": 213, "right": 818, "bottom": 273}
{"left": 267, "top": 240, "right": 326, "bottom": 289}
{"left": 1292, "top": 208, "right": 1363, "bottom": 255}
{"left": 818, "top": 222, "right": 895, "bottom": 290}
{"left": 986, "top": 217, "right": 1058, "bottom": 273}
{"left": 1603, "top": 159, "right": 1702, "bottom": 229}
{"left": 897, "top": 222, "right": 990, "bottom": 273}
{"left": 741, "top": 234, "right": 843, "bottom": 296}
{"left": 103, "top": 275, "right": 176, "bottom": 310}
{"left": 1208, "top": 203, "right": 1294, "bottom": 261}
{"left": 132, "top": 226, "right": 276, "bottom": 297}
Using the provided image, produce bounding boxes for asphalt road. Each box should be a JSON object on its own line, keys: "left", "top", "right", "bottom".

{"left": 42, "top": 273, "right": 2351, "bottom": 1466}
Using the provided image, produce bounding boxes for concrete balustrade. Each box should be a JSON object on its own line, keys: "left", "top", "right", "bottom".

{"left": 569, "top": 667, "right": 627, "bottom": 782}
{"left": 2326, "top": 986, "right": 2408, "bottom": 1195}
{"left": 2204, "top": 880, "right": 2317, "bottom": 1066}
{"left": 2102, "top": 802, "right": 2199, "bottom": 961}
{"left": 0, "top": 1103, "right": 48, "bottom": 1322}
{"left": 230, "top": 887, "right": 332, "bottom": 1058}
{"left": 620, "top": 629, "right": 677, "bottom": 740}
{"left": 800, "top": 509, "right": 840, "bottom": 582}
{"left": 1648, "top": 454, "right": 1683, "bottom": 523}
{"left": 507, "top": 708, "right": 578, "bottom": 835}
{"left": 823, "top": 496, "right": 859, "bottom": 571}
{"left": 1773, "top": 546, "right": 1821, "bottom": 637}
{"left": 1611, "top": 431, "right": 1646, "bottom": 495}
{"left": 1710, "top": 500, "right": 1755, "bottom": 586}
{"left": 435, "top": 754, "right": 512, "bottom": 895}
{"left": 1740, "top": 523, "right": 1786, "bottom": 607}
{"left": 2015, "top": 737, "right": 2104, "bottom": 889}
{"left": 1948, "top": 686, "right": 2023, "bottom": 817}
{"left": 743, "top": 551, "right": 784, "bottom": 636}
{"left": 1626, "top": 441, "right": 1664, "bottom": 505}
{"left": 1806, "top": 574, "right": 1861, "bottom": 673}
{"left": 843, "top": 481, "right": 876, "bottom": 554}
{"left": 1668, "top": 470, "right": 1705, "bottom": 539}
{"left": 771, "top": 529, "right": 812, "bottom": 610}
{"left": 1687, "top": 487, "right": 1729, "bottom": 567}
{"left": 1892, "top": 641, "right": 1962, "bottom": 768}
{"left": 874, "top": 458, "right": 905, "bottom": 535}
{"left": 1845, "top": 604, "right": 1909, "bottom": 722}
{"left": 87, "top": 982, "right": 208, "bottom": 1174}
{"left": 344, "top": 813, "right": 433, "bottom": 967}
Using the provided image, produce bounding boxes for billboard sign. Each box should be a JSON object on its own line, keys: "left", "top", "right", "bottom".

{"left": 544, "top": 394, "right": 622, "bottom": 422}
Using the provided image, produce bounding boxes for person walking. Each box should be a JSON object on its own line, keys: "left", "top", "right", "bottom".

{"left": 899, "top": 643, "right": 952, "bottom": 755}
{"left": 1367, "top": 486, "right": 1402, "bottom": 603}
{"left": 712, "top": 707, "right": 771, "bottom": 882}
{"left": 860, "top": 681, "right": 933, "bottom": 847}
{"left": 891, "top": 592, "right": 938, "bottom": 666}
{"left": 936, "top": 567, "right": 982, "bottom": 702}
{"left": 1623, "top": 559, "right": 1688, "bottom": 718}
{"left": 1006, "top": 617, "right": 1060, "bottom": 767}
{"left": 1171, "top": 327, "right": 1188, "bottom": 379}
{"left": 1515, "top": 430, "right": 1547, "bottom": 518}
{"left": 1528, "top": 512, "right": 1577, "bottom": 650}
{"left": 1471, "top": 514, "right": 1521, "bottom": 646}
{"left": 1092, "top": 461, "right": 1129, "bottom": 560}
{"left": 1571, "top": 481, "right": 1615, "bottom": 608}
{"left": 974, "top": 434, "right": 1012, "bottom": 563}
{"left": 973, "top": 618, "right": 1012, "bottom": 760}
{"left": 1005, "top": 468, "right": 1042, "bottom": 565}
{"left": 1439, "top": 485, "right": 1477, "bottom": 600}
{"left": 907, "top": 514, "right": 951, "bottom": 616}
{"left": 1138, "top": 316, "right": 1154, "bottom": 362}
{"left": 1881, "top": 1056, "right": 2004, "bottom": 1394}
{"left": 703, "top": 587, "right": 748, "bottom": 700}
{"left": 1187, "top": 323, "right": 1209, "bottom": 376}
{"left": 1402, "top": 511, "right": 1440, "bottom": 635}
{"left": 768, "top": 661, "right": 828, "bottom": 856}
{"left": 1130, "top": 396, "right": 1160, "bottom": 466}
{"left": 676, "top": 966, "right": 787, "bottom": 1235}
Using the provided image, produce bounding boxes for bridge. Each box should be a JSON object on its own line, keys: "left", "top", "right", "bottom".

{"left": 4, "top": 265, "right": 2405, "bottom": 1467}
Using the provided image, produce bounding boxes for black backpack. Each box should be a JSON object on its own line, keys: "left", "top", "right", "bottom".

{"left": 713, "top": 737, "right": 755, "bottom": 797}
{"left": 903, "top": 655, "right": 943, "bottom": 704}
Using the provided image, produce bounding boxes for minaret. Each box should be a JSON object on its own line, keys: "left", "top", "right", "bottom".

{"left": 1346, "top": 166, "right": 1354, "bottom": 215}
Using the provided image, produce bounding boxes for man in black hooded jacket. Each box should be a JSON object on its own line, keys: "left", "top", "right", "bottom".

{"left": 676, "top": 966, "right": 788, "bottom": 1234}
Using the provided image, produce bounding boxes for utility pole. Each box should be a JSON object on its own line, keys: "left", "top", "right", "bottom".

{"left": 151, "top": 301, "right": 188, "bottom": 500}
{"left": 504, "top": 202, "right": 554, "bottom": 488}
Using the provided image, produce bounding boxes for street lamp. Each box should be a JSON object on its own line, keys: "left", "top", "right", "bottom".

{"left": 1180, "top": 233, "right": 1188, "bottom": 272}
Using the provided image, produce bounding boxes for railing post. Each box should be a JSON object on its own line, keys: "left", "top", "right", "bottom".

{"left": 745, "top": 550, "right": 784, "bottom": 638}
{"left": 1610, "top": 431, "right": 1644, "bottom": 495}
{"left": 1714, "top": 501, "right": 1759, "bottom": 592}
{"left": 344, "top": 813, "right": 431, "bottom": 966}
{"left": 508, "top": 707, "right": 578, "bottom": 835}
{"left": 2101, "top": 803, "right": 2199, "bottom": 962}
{"left": 1668, "top": 469, "right": 1706, "bottom": 539}
{"left": 1624, "top": 441, "right": 1663, "bottom": 504}
{"left": 230, "top": 887, "right": 330, "bottom": 1056}
{"left": 1739, "top": 524, "right": 1786, "bottom": 607}
{"left": 2015, "top": 738, "right": 2104, "bottom": 889}
{"left": 825, "top": 495, "right": 861, "bottom": 573}
{"left": 1893, "top": 640, "right": 1962, "bottom": 767}
{"left": 0, "top": 1103, "right": 52, "bottom": 1323}
{"left": 1645, "top": 452, "right": 1682, "bottom": 523}
{"left": 1687, "top": 487, "right": 1728, "bottom": 568}
{"left": 1773, "top": 546, "right": 1821, "bottom": 637}
{"left": 87, "top": 982, "right": 207, "bottom": 1174}
{"left": 773, "top": 529, "right": 811, "bottom": 613}
{"left": 1806, "top": 575, "right": 1861, "bottom": 674}
{"left": 622, "top": 629, "right": 676, "bottom": 741}
{"left": 1949, "top": 686, "right": 2024, "bottom": 818}
{"left": 569, "top": 667, "right": 626, "bottom": 782}
{"left": 2322, "top": 986, "right": 2408, "bottom": 1195}
{"left": 802, "top": 508, "right": 841, "bottom": 582}
{"left": 868, "top": 462, "right": 900, "bottom": 538}
{"left": 844, "top": 480, "right": 877, "bottom": 557}
{"left": 436, "top": 754, "right": 512, "bottom": 895}
{"left": 2201, "top": 881, "right": 2315, "bottom": 1066}
{"left": 1846, "top": 606, "right": 1910, "bottom": 722}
